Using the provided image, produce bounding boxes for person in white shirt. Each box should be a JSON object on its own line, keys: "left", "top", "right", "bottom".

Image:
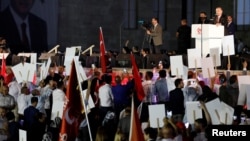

{"left": 52, "top": 80, "right": 65, "bottom": 102}
{"left": 17, "top": 86, "right": 31, "bottom": 118}
{"left": 98, "top": 74, "right": 114, "bottom": 122}
{"left": 8, "top": 79, "right": 21, "bottom": 102}
{"left": 0, "top": 85, "right": 16, "bottom": 111}
{"left": 142, "top": 71, "right": 155, "bottom": 103}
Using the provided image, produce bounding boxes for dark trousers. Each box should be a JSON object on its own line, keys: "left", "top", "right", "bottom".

{"left": 151, "top": 44, "right": 162, "bottom": 54}
{"left": 99, "top": 106, "right": 113, "bottom": 123}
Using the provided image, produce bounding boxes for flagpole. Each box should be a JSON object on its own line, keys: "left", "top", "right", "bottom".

{"left": 74, "top": 59, "right": 93, "bottom": 141}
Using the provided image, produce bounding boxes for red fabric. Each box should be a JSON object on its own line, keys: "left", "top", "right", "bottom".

{"left": 1, "top": 55, "right": 6, "bottom": 79}
{"left": 5, "top": 72, "right": 14, "bottom": 85}
{"left": 58, "top": 60, "right": 84, "bottom": 141}
{"left": 130, "top": 53, "right": 145, "bottom": 101}
{"left": 32, "top": 72, "right": 37, "bottom": 85}
{"left": 129, "top": 98, "right": 144, "bottom": 141}
{"left": 99, "top": 27, "right": 106, "bottom": 73}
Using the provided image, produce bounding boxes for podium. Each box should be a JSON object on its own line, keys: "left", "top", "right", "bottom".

{"left": 191, "top": 24, "right": 224, "bottom": 57}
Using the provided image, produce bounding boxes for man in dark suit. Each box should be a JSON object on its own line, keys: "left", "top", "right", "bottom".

{"left": 176, "top": 19, "right": 191, "bottom": 55}
{"left": 213, "top": 7, "right": 227, "bottom": 26}
{"left": 197, "top": 11, "right": 210, "bottom": 24}
{"left": 0, "top": 0, "right": 48, "bottom": 55}
{"left": 226, "top": 15, "right": 236, "bottom": 36}
{"left": 146, "top": 17, "right": 163, "bottom": 54}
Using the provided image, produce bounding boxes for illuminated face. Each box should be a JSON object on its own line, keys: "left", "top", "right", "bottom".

{"left": 0, "top": 108, "right": 6, "bottom": 118}
{"left": 215, "top": 7, "right": 223, "bottom": 16}
{"left": 2, "top": 86, "right": 9, "bottom": 96}
{"left": 151, "top": 18, "right": 157, "bottom": 26}
{"left": 11, "top": 0, "right": 34, "bottom": 17}
{"left": 200, "top": 13, "right": 206, "bottom": 18}
{"left": 227, "top": 16, "right": 232, "bottom": 22}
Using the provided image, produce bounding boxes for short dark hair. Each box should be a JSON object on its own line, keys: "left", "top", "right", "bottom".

{"left": 31, "top": 97, "right": 38, "bottom": 104}
{"left": 195, "top": 118, "right": 207, "bottom": 128}
{"left": 144, "top": 127, "right": 157, "bottom": 139}
{"left": 133, "top": 46, "right": 139, "bottom": 51}
{"left": 145, "top": 71, "right": 153, "bottom": 80}
{"left": 104, "top": 74, "right": 112, "bottom": 84}
{"left": 6, "top": 111, "right": 15, "bottom": 121}
{"left": 219, "top": 74, "right": 227, "bottom": 84}
{"left": 115, "top": 75, "right": 122, "bottom": 84}
{"left": 142, "top": 48, "right": 150, "bottom": 54}
{"left": 159, "top": 70, "right": 166, "bottom": 78}
{"left": 57, "top": 80, "right": 64, "bottom": 88}
{"left": 152, "top": 17, "right": 159, "bottom": 22}
{"left": 229, "top": 75, "right": 237, "bottom": 84}
{"left": 174, "top": 78, "right": 183, "bottom": 87}
{"left": 200, "top": 11, "right": 207, "bottom": 16}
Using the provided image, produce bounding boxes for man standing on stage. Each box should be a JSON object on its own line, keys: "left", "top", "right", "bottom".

{"left": 213, "top": 7, "right": 227, "bottom": 26}
{"left": 146, "top": 17, "right": 163, "bottom": 54}
{"left": 176, "top": 19, "right": 191, "bottom": 55}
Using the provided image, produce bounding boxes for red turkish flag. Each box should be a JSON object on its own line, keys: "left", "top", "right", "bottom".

{"left": 99, "top": 27, "right": 107, "bottom": 73}
{"left": 1, "top": 55, "right": 7, "bottom": 81}
{"left": 130, "top": 53, "right": 145, "bottom": 101}
{"left": 58, "top": 60, "right": 84, "bottom": 141}
{"left": 129, "top": 97, "right": 144, "bottom": 141}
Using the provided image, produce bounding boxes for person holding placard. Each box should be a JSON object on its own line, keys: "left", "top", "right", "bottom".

{"left": 225, "top": 60, "right": 248, "bottom": 124}
{"left": 17, "top": 86, "right": 31, "bottom": 124}
{"left": 143, "top": 127, "right": 158, "bottom": 141}
{"left": 218, "top": 74, "right": 233, "bottom": 106}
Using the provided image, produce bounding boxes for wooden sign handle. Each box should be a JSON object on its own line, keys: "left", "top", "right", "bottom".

{"left": 193, "top": 110, "right": 196, "bottom": 123}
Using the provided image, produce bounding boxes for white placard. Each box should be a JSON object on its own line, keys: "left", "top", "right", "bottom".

{"left": 213, "top": 84, "right": 221, "bottom": 95}
{"left": 170, "top": 55, "right": 184, "bottom": 76}
{"left": 74, "top": 57, "right": 87, "bottom": 82}
{"left": 182, "top": 65, "right": 188, "bottom": 80}
{"left": 237, "top": 76, "right": 250, "bottom": 106}
{"left": 201, "top": 57, "right": 215, "bottom": 78}
{"left": 0, "top": 53, "right": 9, "bottom": 59}
{"left": 187, "top": 48, "right": 201, "bottom": 68}
{"left": 222, "top": 35, "right": 235, "bottom": 56}
{"left": 44, "top": 57, "right": 52, "bottom": 78}
{"left": 39, "top": 62, "right": 46, "bottom": 81}
{"left": 148, "top": 104, "right": 165, "bottom": 128}
{"left": 186, "top": 101, "right": 203, "bottom": 124}
{"left": 18, "top": 53, "right": 31, "bottom": 57}
{"left": 51, "top": 101, "right": 64, "bottom": 120}
{"left": 30, "top": 53, "right": 37, "bottom": 65}
{"left": 81, "top": 89, "right": 95, "bottom": 112}
{"left": 19, "top": 129, "right": 27, "bottom": 141}
{"left": 64, "top": 47, "right": 80, "bottom": 75}
{"left": 205, "top": 98, "right": 222, "bottom": 125}
{"left": 246, "top": 86, "right": 250, "bottom": 110}
{"left": 219, "top": 102, "right": 234, "bottom": 125}
{"left": 210, "top": 47, "right": 221, "bottom": 67}
{"left": 12, "top": 63, "right": 36, "bottom": 84}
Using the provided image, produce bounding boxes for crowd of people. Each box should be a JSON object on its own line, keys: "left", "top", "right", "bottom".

{"left": 0, "top": 1, "right": 249, "bottom": 140}
{"left": 0, "top": 53, "right": 247, "bottom": 141}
